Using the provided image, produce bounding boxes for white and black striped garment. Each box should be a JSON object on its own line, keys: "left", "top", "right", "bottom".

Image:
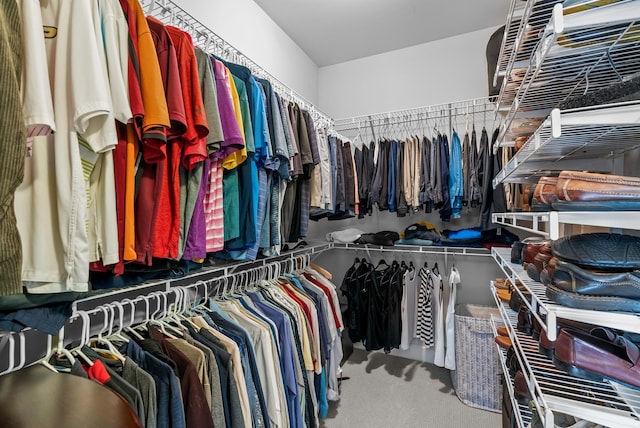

{"left": 416, "top": 267, "right": 434, "bottom": 347}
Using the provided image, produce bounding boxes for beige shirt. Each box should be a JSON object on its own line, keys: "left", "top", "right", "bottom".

{"left": 192, "top": 316, "right": 252, "bottom": 428}
{"left": 219, "top": 300, "right": 288, "bottom": 428}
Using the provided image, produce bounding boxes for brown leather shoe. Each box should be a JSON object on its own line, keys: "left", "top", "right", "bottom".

{"left": 539, "top": 319, "right": 596, "bottom": 358}
{"left": 533, "top": 245, "right": 553, "bottom": 275}
{"left": 522, "top": 184, "right": 534, "bottom": 211}
{"left": 532, "top": 176, "right": 558, "bottom": 211}
{"left": 517, "top": 306, "right": 533, "bottom": 335}
{"left": 554, "top": 171, "right": 640, "bottom": 211}
{"left": 514, "top": 370, "right": 532, "bottom": 404}
{"left": 554, "top": 328, "right": 640, "bottom": 388}
{"left": 496, "top": 326, "right": 509, "bottom": 337}
{"left": 514, "top": 136, "right": 527, "bottom": 153}
{"left": 495, "top": 335, "right": 512, "bottom": 349}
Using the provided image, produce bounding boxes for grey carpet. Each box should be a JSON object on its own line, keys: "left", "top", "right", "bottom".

{"left": 321, "top": 348, "right": 502, "bottom": 428}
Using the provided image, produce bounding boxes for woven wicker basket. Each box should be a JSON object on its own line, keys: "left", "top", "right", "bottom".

{"left": 450, "top": 304, "right": 502, "bottom": 412}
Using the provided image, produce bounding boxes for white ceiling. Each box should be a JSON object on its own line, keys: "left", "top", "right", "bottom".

{"left": 253, "top": 0, "right": 512, "bottom": 67}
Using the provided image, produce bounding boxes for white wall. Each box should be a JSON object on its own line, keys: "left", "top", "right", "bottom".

{"left": 176, "top": 0, "right": 319, "bottom": 104}
{"left": 318, "top": 27, "right": 499, "bottom": 119}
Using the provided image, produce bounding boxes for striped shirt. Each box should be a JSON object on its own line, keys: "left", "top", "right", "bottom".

{"left": 417, "top": 267, "right": 434, "bottom": 347}
{"left": 205, "top": 157, "right": 224, "bottom": 252}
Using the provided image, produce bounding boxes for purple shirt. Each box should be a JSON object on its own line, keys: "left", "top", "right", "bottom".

{"left": 211, "top": 57, "right": 244, "bottom": 160}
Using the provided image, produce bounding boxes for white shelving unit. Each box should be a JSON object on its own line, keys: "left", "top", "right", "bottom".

{"left": 492, "top": 211, "right": 640, "bottom": 240}
{"left": 493, "top": 1, "right": 640, "bottom": 426}
{"left": 498, "top": 0, "right": 640, "bottom": 142}
{"left": 493, "top": 102, "right": 640, "bottom": 187}
{"left": 490, "top": 279, "right": 640, "bottom": 428}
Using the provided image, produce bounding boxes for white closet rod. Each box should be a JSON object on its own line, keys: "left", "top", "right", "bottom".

{"left": 141, "top": 0, "right": 334, "bottom": 128}
{"left": 4, "top": 251, "right": 317, "bottom": 376}
{"left": 333, "top": 243, "right": 491, "bottom": 257}
{"left": 333, "top": 96, "right": 498, "bottom": 132}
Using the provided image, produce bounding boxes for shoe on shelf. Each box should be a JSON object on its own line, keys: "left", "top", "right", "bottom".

{"left": 509, "top": 288, "right": 532, "bottom": 313}
{"left": 514, "top": 370, "right": 532, "bottom": 404}
{"left": 552, "top": 171, "right": 640, "bottom": 211}
{"left": 547, "top": 259, "right": 640, "bottom": 312}
{"left": 554, "top": 328, "right": 640, "bottom": 389}
{"left": 532, "top": 176, "right": 558, "bottom": 212}
{"left": 496, "top": 326, "right": 510, "bottom": 337}
{"left": 517, "top": 306, "right": 533, "bottom": 335}
{"left": 552, "top": 233, "right": 640, "bottom": 270}
{"left": 495, "top": 335, "right": 512, "bottom": 349}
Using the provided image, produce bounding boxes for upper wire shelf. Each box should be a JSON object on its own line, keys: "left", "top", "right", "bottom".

{"left": 492, "top": 101, "right": 640, "bottom": 187}
{"left": 496, "top": 0, "right": 564, "bottom": 108}
{"left": 498, "top": 0, "right": 640, "bottom": 142}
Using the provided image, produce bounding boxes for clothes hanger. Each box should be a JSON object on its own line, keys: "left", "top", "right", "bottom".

{"left": 2, "top": 331, "right": 26, "bottom": 375}
{"left": 107, "top": 301, "right": 132, "bottom": 344}
{"left": 432, "top": 262, "right": 440, "bottom": 276}
{"left": 155, "top": 291, "right": 184, "bottom": 338}
{"left": 91, "top": 306, "right": 126, "bottom": 362}
{"left": 38, "top": 334, "right": 59, "bottom": 373}
{"left": 375, "top": 258, "right": 389, "bottom": 270}
{"left": 122, "top": 298, "right": 145, "bottom": 341}
{"left": 54, "top": 325, "right": 77, "bottom": 369}
{"left": 70, "top": 310, "right": 94, "bottom": 366}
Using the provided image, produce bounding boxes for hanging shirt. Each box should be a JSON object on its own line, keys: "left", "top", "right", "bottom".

{"left": 432, "top": 268, "right": 446, "bottom": 367}
{"left": 400, "top": 266, "right": 419, "bottom": 350}
{"left": 416, "top": 267, "right": 434, "bottom": 347}
{"left": 17, "top": 0, "right": 116, "bottom": 293}
{"left": 449, "top": 131, "right": 464, "bottom": 219}
{"left": 444, "top": 267, "right": 461, "bottom": 370}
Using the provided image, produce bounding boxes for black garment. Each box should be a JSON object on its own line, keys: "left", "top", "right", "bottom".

{"left": 354, "top": 147, "right": 364, "bottom": 218}
{"left": 386, "top": 261, "right": 405, "bottom": 352}
{"left": 363, "top": 262, "right": 389, "bottom": 352}
{"left": 369, "top": 141, "right": 382, "bottom": 208}
{"left": 469, "top": 127, "right": 482, "bottom": 207}
{"left": 419, "top": 136, "right": 433, "bottom": 213}
{"left": 404, "top": 224, "right": 441, "bottom": 242}
{"left": 477, "top": 127, "right": 489, "bottom": 198}
{"left": 342, "top": 142, "right": 356, "bottom": 216}
{"left": 438, "top": 134, "right": 452, "bottom": 222}
{"left": 396, "top": 141, "right": 408, "bottom": 217}
{"left": 355, "top": 231, "right": 400, "bottom": 246}
{"left": 364, "top": 261, "right": 403, "bottom": 353}
{"left": 342, "top": 258, "right": 404, "bottom": 353}
{"left": 281, "top": 179, "right": 297, "bottom": 242}
{"left": 480, "top": 128, "right": 507, "bottom": 230}
{"left": 340, "top": 259, "right": 372, "bottom": 343}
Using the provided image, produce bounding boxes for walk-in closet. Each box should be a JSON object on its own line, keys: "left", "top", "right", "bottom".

{"left": 1, "top": 0, "right": 640, "bottom": 427}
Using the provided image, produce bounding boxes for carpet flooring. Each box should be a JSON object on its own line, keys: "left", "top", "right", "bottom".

{"left": 321, "top": 348, "right": 502, "bottom": 428}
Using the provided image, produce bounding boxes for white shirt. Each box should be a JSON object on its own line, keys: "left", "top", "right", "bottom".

{"left": 19, "top": 0, "right": 55, "bottom": 138}
{"left": 17, "top": 0, "right": 114, "bottom": 293}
